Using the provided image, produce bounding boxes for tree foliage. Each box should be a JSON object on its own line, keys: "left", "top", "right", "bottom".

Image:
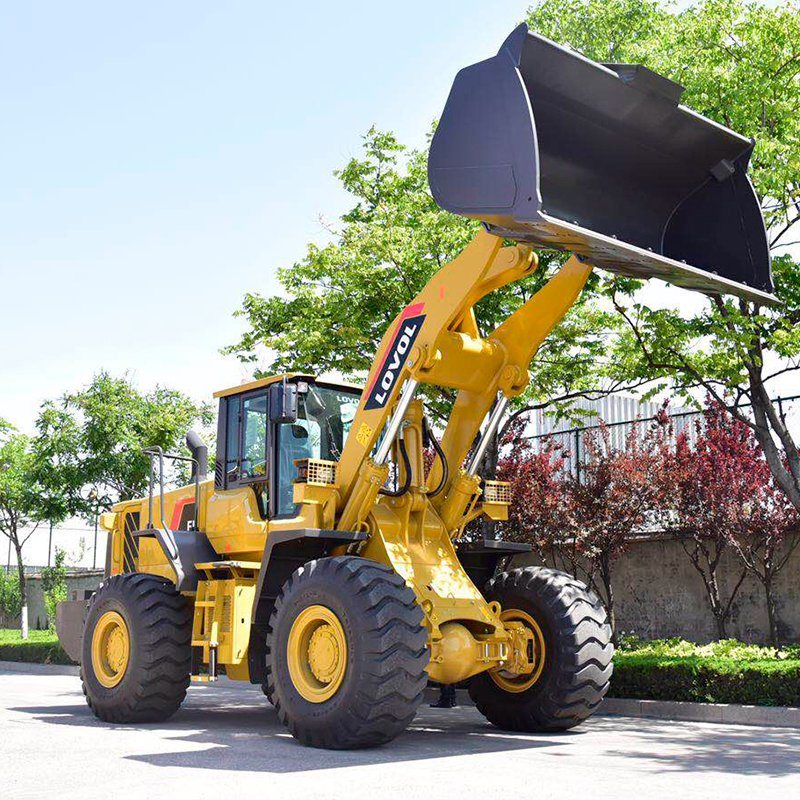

{"left": 63, "top": 372, "right": 211, "bottom": 505}
{"left": 499, "top": 399, "right": 799, "bottom": 644}
{"left": 30, "top": 402, "right": 86, "bottom": 527}
{"left": 40, "top": 548, "right": 68, "bottom": 631}
{"left": 665, "top": 402, "right": 758, "bottom": 638}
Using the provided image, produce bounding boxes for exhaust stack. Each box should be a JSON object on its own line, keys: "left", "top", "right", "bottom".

{"left": 186, "top": 430, "right": 208, "bottom": 482}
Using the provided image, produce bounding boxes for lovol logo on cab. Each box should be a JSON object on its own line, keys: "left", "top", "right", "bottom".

{"left": 364, "top": 303, "right": 426, "bottom": 410}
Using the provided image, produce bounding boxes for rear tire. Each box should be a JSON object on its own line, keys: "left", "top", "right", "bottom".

{"left": 469, "top": 567, "right": 613, "bottom": 731}
{"left": 81, "top": 573, "right": 192, "bottom": 723}
{"left": 265, "top": 556, "right": 429, "bottom": 749}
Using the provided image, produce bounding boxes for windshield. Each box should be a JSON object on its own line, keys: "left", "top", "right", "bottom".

{"left": 275, "top": 383, "right": 361, "bottom": 515}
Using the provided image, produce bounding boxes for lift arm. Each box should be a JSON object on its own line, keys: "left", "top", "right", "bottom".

{"left": 334, "top": 229, "right": 592, "bottom": 531}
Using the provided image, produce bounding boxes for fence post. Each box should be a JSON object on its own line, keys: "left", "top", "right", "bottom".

{"left": 574, "top": 428, "right": 581, "bottom": 482}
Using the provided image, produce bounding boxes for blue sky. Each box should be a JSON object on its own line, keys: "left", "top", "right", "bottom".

{"left": 0, "top": 1, "right": 529, "bottom": 432}
{"left": 1, "top": 1, "right": 794, "bottom": 436}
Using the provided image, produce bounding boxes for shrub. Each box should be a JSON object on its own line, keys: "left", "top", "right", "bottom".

{"left": 0, "top": 570, "right": 21, "bottom": 621}
{"left": 0, "top": 629, "right": 74, "bottom": 665}
{"left": 610, "top": 637, "right": 800, "bottom": 707}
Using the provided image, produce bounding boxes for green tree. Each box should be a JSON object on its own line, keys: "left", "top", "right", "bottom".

{"left": 65, "top": 372, "right": 212, "bottom": 506}
{"left": 0, "top": 567, "right": 22, "bottom": 624}
{"left": 525, "top": 0, "right": 800, "bottom": 510}
{"left": 30, "top": 402, "right": 86, "bottom": 566}
{"left": 0, "top": 421, "right": 46, "bottom": 637}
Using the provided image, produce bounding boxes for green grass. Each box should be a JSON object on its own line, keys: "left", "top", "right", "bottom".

{"left": 0, "top": 628, "right": 75, "bottom": 665}
{"left": 610, "top": 637, "right": 800, "bottom": 707}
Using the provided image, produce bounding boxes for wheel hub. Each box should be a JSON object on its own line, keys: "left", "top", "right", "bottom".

{"left": 490, "top": 608, "right": 546, "bottom": 693}
{"left": 307, "top": 624, "right": 341, "bottom": 683}
{"left": 287, "top": 605, "right": 348, "bottom": 703}
{"left": 91, "top": 610, "right": 130, "bottom": 688}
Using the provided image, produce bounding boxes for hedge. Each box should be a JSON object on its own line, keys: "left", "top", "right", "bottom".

{"left": 610, "top": 652, "right": 800, "bottom": 707}
{"left": 0, "top": 629, "right": 75, "bottom": 666}
{"left": 2, "top": 628, "right": 799, "bottom": 707}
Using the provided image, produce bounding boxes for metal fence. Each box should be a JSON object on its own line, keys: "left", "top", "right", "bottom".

{"left": 525, "top": 394, "right": 800, "bottom": 479}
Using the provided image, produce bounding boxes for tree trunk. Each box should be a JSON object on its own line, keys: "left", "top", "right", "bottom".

{"left": 599, "top": 556, "right": 616, "bottom": 644}
{"left": 763, "top": 574, "right": 780, "bottom": 647}
{"left": 14, "top": 541, "right": 27, "bottom": 640}
{"left": 747, "top": 367, "right": 800, "bottom": 512}
{"left": 707, "top": 569, "right": 729, "bottom": 639}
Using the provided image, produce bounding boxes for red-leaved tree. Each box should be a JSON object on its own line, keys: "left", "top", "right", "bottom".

{"left": 729, "top": 452, "right": 800, "bottom": 646}
{"left": 498, "top": 416, "right": 669, "bottom": 640}
{"left": 565, "top": 421, "right": 668, "bottom": 638}
{"left": 664, "top": 400, "right": 800, "bottom": 645}
{"left": 664, "top": 403, "right": 754, "bottom": 639}
{"left": 496, "top": 422, "right": 572, "bottom": 567}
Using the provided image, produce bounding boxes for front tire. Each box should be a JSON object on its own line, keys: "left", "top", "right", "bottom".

{"left": 81, "top": 573, "right": 192, "bottom": 723}
{"left": 265, "top": 556, "right": 429, "bottom": 749}
{"left": 469, "top": 567, "right": 613, "bottom": 731}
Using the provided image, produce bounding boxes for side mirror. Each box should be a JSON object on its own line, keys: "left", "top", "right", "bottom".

{"left": 269, "top": 379, "right": 298, "bottom": 424}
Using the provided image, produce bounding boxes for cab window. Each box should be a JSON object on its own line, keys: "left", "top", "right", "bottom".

{"left": 241, "top": 394, "right": 268, "bottom": 480}
{"left": 274, "top": 384, "right": 360, "bottom": 516}
{"left": 223, "top": 391, "right": 269, "bottom": 484}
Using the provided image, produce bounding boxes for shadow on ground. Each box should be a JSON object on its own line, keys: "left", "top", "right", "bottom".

{"left": 601, "top": 715, "right": 800, "bottom": 777}
{"left": 11, "top": 681, "right": 800, "bottom": 776}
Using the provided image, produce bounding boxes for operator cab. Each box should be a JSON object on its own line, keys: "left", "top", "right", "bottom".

{"left": 213, "top": 374, "right": 361, "bottom": 518}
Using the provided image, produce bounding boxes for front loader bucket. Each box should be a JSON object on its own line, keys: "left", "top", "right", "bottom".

{"left": 428, "top": 24, "right": 776, "bottom": 304}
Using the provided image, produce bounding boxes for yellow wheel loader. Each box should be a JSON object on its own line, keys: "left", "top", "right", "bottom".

{"left": 58, "top": 25, "right": 775, "bottom": 749}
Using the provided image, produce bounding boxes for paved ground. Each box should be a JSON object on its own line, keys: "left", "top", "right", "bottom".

{"left": 2, "top": 665, "right": 798, "bottom": 799}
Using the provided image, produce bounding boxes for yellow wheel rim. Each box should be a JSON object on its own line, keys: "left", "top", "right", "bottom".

{"left": 287, "top": 605, "right": 347, "bottom": 703}
{"left": 91, "top": 611, "right": 130, "bottom": 688}
{"left": 490, "top": 608, "right": 546, "bottom": 694}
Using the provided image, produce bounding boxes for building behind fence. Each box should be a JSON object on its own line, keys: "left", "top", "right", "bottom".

{"left": 528, "top": 393, "right": 800, "bottom": 477}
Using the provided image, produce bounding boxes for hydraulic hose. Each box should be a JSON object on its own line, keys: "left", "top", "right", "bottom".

{"left": 379, "top": 435, "right": 412, "bottom": 497}
{"left": 423, "top": 417, "right": 449, "bottom": 497}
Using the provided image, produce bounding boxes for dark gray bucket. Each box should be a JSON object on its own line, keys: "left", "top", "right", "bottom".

{"left": 428, "top": 24, "right": 775, "bottom": 304}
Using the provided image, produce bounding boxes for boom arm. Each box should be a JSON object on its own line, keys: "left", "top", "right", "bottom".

{"left": 335, "top": 229, "right": 592, "bottom": 531}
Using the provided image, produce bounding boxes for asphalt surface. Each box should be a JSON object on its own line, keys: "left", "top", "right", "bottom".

{"left": 1, "top": 664, "right": 798, "bottom": 799}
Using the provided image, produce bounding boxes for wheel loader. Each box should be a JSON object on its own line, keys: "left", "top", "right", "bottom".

{"left": 57, "top": 24, "right": 775, "bottom": 749}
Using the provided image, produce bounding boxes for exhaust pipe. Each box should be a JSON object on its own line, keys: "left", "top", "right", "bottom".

{"left": 186, "top": 430, "right": 208, "bottom": 481}
{"left": 428, "top": 24, "right": 776, "bottom": 305}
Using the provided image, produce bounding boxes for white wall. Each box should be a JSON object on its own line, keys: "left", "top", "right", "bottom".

{"left": 3, "top": 516, "right": 107, "bottom": 572}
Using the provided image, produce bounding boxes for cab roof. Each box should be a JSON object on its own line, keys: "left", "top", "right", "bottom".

{"left": 213, "top": 373, "right": 362, "bottom": 399}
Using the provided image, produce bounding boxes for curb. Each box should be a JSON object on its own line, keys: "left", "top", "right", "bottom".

{"left": 0, "top": 660, "right": 79, "bottom": 676}
{"left": 424, "top": 688, "right": 800, "bottom": 729}
{"left": 599, "top": 697, "right": 800, "bottom": 729}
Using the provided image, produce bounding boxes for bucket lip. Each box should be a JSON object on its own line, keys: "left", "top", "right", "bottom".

{"left": 507, "top": 24, "right": 753, "bottom": 151}
{"left": 531, "top": 213, "right": 779, "bottom": 306}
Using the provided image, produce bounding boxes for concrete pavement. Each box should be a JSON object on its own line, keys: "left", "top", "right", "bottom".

{"left": 1, "top": 664, "right": 798, "bottom": 799}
